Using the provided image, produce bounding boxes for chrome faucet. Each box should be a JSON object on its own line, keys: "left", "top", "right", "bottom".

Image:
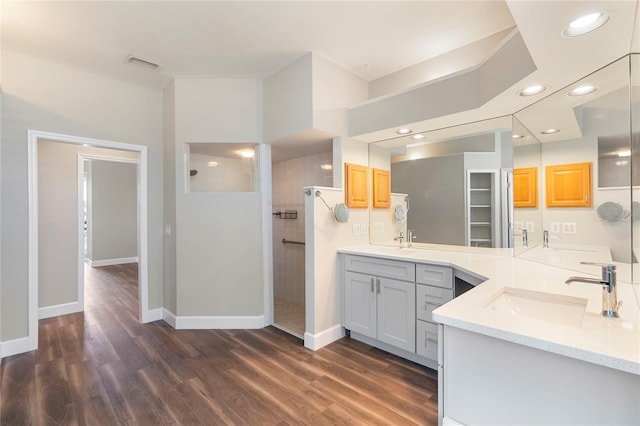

{"left": 543, "top": 230, "right": 560, "bottom": 248}
{"left": 515, "top": 229, "right": 528, "bottom": 247}
{"left": 394, "top": 231, "right": 404, "bottom": 248}
{"left": 407, "top": 230, "right": 416, "bottom": 248}
{"left": 565, "top": 262, "right": 622, "bottom": 318}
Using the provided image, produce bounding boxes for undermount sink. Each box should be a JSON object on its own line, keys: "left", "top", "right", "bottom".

{"left": 484, "top": 287, "right": 587, "bottom": 327}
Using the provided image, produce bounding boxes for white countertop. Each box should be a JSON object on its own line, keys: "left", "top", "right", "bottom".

{"left": 337, "top": 244, "right": 640, "bottom": 375}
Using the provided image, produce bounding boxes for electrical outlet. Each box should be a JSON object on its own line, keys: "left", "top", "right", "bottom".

{"left": 550, "top": 222, "right": 561, "bottom": 233}
{"left": 513, "top": 221, "right": 523, "bottom": 231}
{"left": 352, "top": 224, "right": 360, "bottom": 236}
{"left": 361, "top": 224, "right": 368, "bottom": 235}
{"left": 525, "top": 221, "right": 535, "bottom": 232}
{"left": 164, "top": 224, "right": 172, "bottom": 236}
{"left": 562, "top": 222, "right": 577, "bottom": 234}
{"left": 374, "top": 222, "right": 384, "bottom": 233}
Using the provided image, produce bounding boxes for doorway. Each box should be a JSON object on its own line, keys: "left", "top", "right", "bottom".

{"left": 271, "top": 150, "right": 333, "bottom": 338}
{"left": 27, "top": 130, "right": 151, "bottom": 351}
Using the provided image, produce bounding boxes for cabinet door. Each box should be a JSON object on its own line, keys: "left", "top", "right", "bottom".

{"left": 344, "top": 271, "right": 377, "bottom": 339}
{"left": 345, "top": 163, "right": 369, "bottom": 208}
{"left": 377, "top": 277, "right": 415, "bottom": 352}
{"left": 545, "top": 162, "right": 592, "bottom": 207}
{"left": 416, "top": 320, "right": 438, "bottom": 361}
{"left": 513, "top": 167, "right": 538, "bottom": 208}
{"left": 416, "top": 284, "right": 453, "bottom": 322}
{"left": 372, "top": 168, "right": 390, "bottom": 208}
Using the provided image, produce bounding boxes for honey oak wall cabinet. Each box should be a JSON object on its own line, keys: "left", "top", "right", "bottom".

{"left": 371, "top": 168, "right": 390, "bottom": 208}
{"left": 345, "top": 163, "right": 369, "bottom": 208}
{"left": 545, "top": 162, "right": 592, "bottom": 208}
{"left": 513, "top": 167, "right": 538, "bottom": 208}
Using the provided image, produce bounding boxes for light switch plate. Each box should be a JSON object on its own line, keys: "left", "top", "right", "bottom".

{"left": 562, "top": 222, "right": 577, "bottom": 234}
{"left": 550, "top": 222, "right": 561, "bottom": 233}
{"left": 352, "top": 224, "right": 360, "bottom": 236}
{"left": 513, "top": 221, "right": 523, "bottom": 231}
{"left": 164, "top": 225, "right": 172, "bottom": 236}
{"left": 525, "top": 221, "right": 535, "bottom": 232}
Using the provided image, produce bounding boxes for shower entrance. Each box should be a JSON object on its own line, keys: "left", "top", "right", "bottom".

{"left": 271, "top": 150, "right": 333, "bottom": 339}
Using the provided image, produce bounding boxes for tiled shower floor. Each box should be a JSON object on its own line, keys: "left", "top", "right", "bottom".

{"left": 274, "top": 298, "right": 305, "bottom": 338}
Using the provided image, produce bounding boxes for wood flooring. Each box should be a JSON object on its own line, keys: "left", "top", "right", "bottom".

{"left": 1, "top": 263, "right": 439, "bottom": 425}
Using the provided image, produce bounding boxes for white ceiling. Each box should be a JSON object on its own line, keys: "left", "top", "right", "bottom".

{"left": 2, "top": 0, "right": 639, "bottom": 159}
{"left": 1, "top": 1, "right": 516, "bottom": 88}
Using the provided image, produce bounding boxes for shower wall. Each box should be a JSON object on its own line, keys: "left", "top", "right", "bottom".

{"left": 272, "top": 151, "right": 333, "bottom": 305}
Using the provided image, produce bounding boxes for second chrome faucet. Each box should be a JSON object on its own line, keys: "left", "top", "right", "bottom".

{"left": 565, "top": 262, "right": 621, "bottom": 318}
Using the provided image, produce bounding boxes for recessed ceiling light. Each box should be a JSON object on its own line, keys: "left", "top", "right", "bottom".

{"left": 568, "top": 85, "right": 598, "bottom": 96}
{"left": 207, "top": 161, "right": 219, "bottom": 167}
{"left": 518, "top": 85, "right": 547, "bottom": 96}
{"left": 541, "top": 128, "right": 560, "bottom": 135}
{"left": 240, "top": 150, "right": 254, "bottom": 158}
{"left": 397, "top": 128, "right": 412, "bottom": 135}
{"left": 320, "top": 164, "right": 333, "bottom": 170}
{"left": 512, "top": 134, "right": 524, "bottom": 139}
{"left": 617, "top": 150, "right": 631, "bottom": 157}
{"left": 411, "top": 134, "right": 425, "bottom": 140}
{"left": 562, "top": 11, "right": 610, "bottom": 37}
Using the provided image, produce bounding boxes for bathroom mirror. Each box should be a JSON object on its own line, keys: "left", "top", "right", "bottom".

{"left": 513, "top": 54, "right": 637, "bottom": 281}
{"left": 512, "top": 115, "right": 542, "bottom": 256}
{"left": 368, "top": 116, "right": 513, "bottom": 249}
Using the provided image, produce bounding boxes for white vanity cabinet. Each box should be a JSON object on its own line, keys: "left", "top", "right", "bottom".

{"left": 342, "top": 254, "right": 454, "bottom": 368}
{"left": 415, "top": 264, "right": 453, "bottom": 362}
{"left": 344, "top": 256, "right": 416, "bottom": 352}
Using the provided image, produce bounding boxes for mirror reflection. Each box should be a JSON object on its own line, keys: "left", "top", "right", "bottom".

{"left": 369, "top": 116, "right": 513, "bottom": 249}
{"left": 513, "top": 55, "right": 636, "bottom": 280}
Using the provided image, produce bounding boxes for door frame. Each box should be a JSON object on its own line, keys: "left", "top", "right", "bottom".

{"left": 27, "top": 130, "right": 150, "bottom": 351}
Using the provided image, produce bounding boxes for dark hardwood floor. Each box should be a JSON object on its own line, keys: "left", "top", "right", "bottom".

{"left": 1, "top": 263, "right": 438, "bottom": 425}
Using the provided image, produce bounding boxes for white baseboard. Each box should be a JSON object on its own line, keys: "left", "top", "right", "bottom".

{"left": 88, "top": 256, "right": 138, "bottom": 267}
{"left": 304, "top": 324, "right": 344, "bottom": 351}
{"left": 38, "top": 301, "right": 82, "bottom": 319}
{"left": 1, "top": 336, "right": 33, "bottom": 358}
{"left": 175, "top": 315, "right": 265, "bottom": 330}
{"left": 162, "top": 309, "right": 177, "bottom": 328}
{"left": 142, "top": 307, "right": 163, "bottom": 323}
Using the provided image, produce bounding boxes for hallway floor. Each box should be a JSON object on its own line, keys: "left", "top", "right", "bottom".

{"left": 1, "top": 263, "right": 438, "bottom": 425}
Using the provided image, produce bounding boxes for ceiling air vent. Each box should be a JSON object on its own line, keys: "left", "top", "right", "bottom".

{"left": 124, "top": 54, "right": 162, "bottom": 72}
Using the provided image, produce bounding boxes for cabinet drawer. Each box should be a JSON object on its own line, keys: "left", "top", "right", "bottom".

{"left": 344, "top": 255, "right": 415, "bottom": 282}
{"left": 416, "top": 320, "right": 438, "bottom": 361}
{"left": 416, "top": 284, "right": 453, "bottom": 322}
{"left": 416, "top": 264, "right": 453, "bottom": 289}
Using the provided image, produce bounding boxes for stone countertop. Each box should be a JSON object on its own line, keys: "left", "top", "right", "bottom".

{"left": 337, "top": 244, "right": 640, "bottom": 375}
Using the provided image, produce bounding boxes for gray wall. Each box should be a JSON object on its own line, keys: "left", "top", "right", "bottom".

{"left": 1, "top": 51, "right": 163, "bottom": 341}
{"left": 38, "top": 141, "right": 137, "bottom": 309}
{"left": 391, "top": 154, "right": 466, "bottom": 245}
{"left": 88, "top": 160, "right": 138, "bottom": 263}
{"left": 170, "top": 77, "right": 265, "bottom": 318}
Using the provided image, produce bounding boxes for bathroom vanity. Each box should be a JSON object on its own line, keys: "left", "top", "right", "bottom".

{"left": 337, "top": 244, "right": 640, "bottom": 425}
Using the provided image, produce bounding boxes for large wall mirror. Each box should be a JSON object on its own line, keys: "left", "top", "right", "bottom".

{"left": 513, "top": 54, "right": 639, "bottom": 283}
{"left": 368, "top": 116, "right": 513, "bottom": 250}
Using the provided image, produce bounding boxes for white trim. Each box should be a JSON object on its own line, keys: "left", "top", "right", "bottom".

{"left": 28, "top": 130, "right": 152, "bottom": 358}
{"left": 88, "top": 257, "right": 139, "bottom": 267}
{"left": 38, "top": 301, "right": 82, "bottom": 320}
{"left": 144, "top": 307, "right": 163, "bottom": 323}
{"left": 175, "top": 315, "right": 266, "bottom": 330}
{"left": 1, "top": 337, "right": 32, "bottom": 359}
{"left": 162, "top": 309, "right": 177, "bottom": 328}
{"left": 303, "top": 324, "right": 344, "bottom": 351}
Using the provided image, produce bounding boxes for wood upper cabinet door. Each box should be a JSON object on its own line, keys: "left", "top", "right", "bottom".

{"left": 514, "top": 167, "right": 538, "bottom": 208}
{"left": 372, "top": 168, "right": 390, "bottom": 208}
{"left": 345, "top": 163, "right": 369, "bottom": 208}
{"left": 545, "top": 162, "right": 592, "bottom": 208}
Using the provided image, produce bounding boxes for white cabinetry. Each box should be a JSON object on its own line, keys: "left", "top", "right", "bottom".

{"left": 466, "top": 170, "right": 500, "bottom": 248}
{"left": 342, "top": 254, "right": 454, "bottom": 368}
{"left": 344, "top": 256, "right": 416, "bottom": 353}
{"left": 415, "top": 264, "right": 453, "bottom": 362}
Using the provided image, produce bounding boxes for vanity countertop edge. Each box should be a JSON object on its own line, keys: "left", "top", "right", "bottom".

{"left": 337, "top": 244, "right": 640, "bottom": 376}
